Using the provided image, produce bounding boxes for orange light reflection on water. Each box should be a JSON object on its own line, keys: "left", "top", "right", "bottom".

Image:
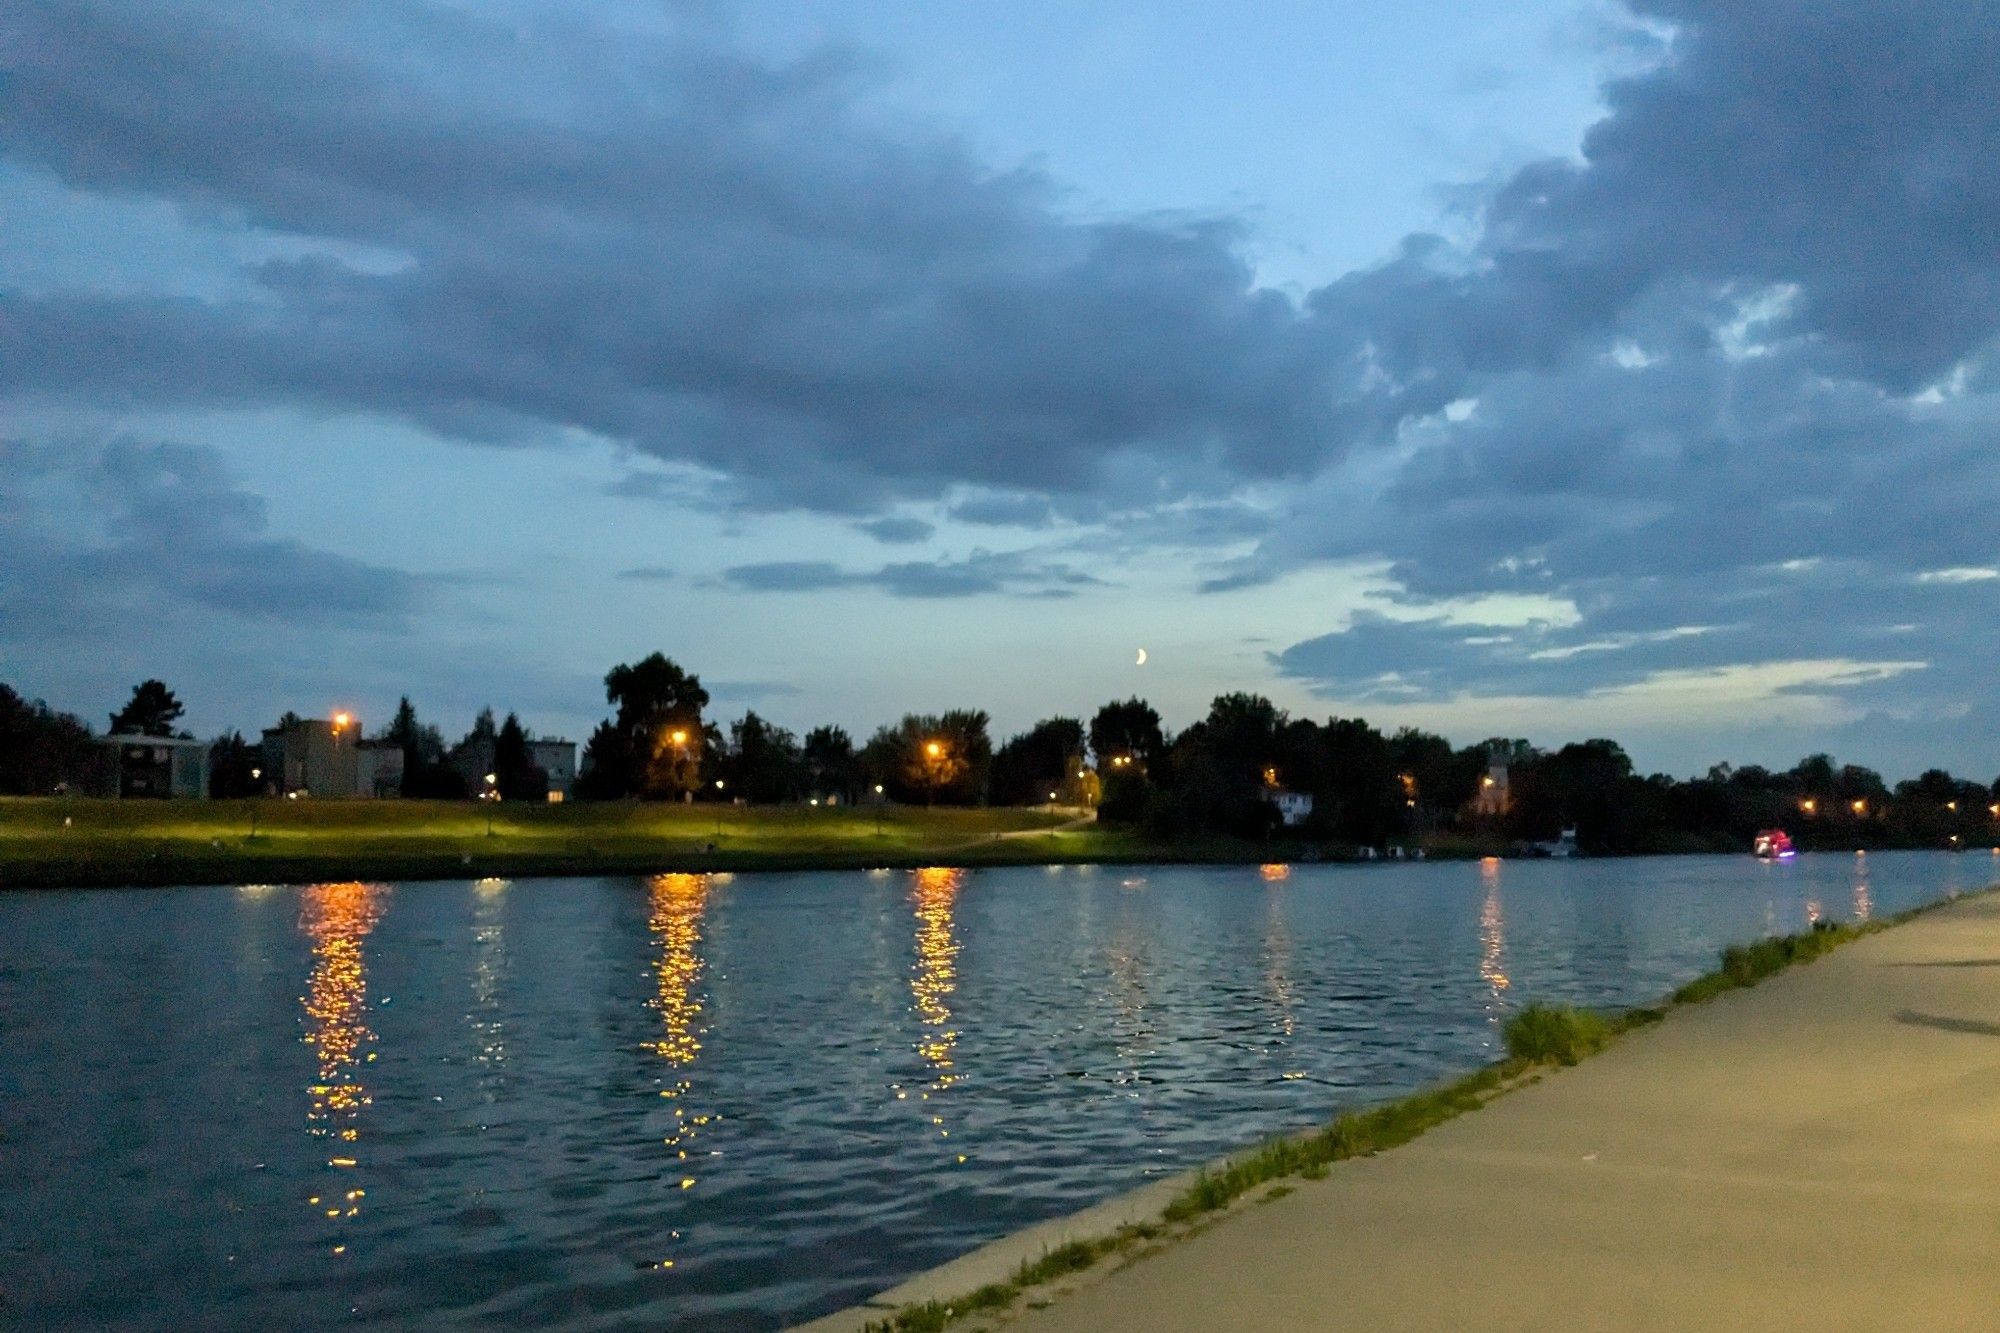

{"left": 300, "top": 881, "right": 386, "bottom": 1243}
{"left": 1479, "top": 858, "right": 1510, "bottom": 1034}
{"left": 909, "top": 868, "right": 965, "bottom": 1156}
{"left": 644, "top": 873, "right": 713, "bottom": 1271}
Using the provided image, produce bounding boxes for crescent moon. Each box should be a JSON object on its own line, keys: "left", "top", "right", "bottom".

{"left": 1135, "top": 648, "right": 1148, "bottom": 666}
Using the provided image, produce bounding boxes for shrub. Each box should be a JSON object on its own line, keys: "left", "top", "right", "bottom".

{"left": 1503, "top": 1003, "right": 1614, "bottom": 1066}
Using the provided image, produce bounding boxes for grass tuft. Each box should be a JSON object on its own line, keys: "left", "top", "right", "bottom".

{"left": 1503, "top": 1003, "right": 1616, "bottom": 1065}
{"left": 1672, "top": 919, "right": 1872, "bottom": 1004}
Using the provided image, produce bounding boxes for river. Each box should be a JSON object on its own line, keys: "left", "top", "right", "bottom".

{"left": 2, "top": 851, "right": 1990, "bottom": 1328}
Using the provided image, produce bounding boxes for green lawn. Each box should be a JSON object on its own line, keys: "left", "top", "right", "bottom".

{"left": 0, "top": 797, "right": 1177, "bottom": 888}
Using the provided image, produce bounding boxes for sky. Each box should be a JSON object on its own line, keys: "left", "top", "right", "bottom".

{"left": 3, "top": 0, "right": 1997, "bottom": 779}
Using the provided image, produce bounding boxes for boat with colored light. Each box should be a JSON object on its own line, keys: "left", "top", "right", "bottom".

{"left": 1753, "top": 829, "right": 1797, "bottom": 860}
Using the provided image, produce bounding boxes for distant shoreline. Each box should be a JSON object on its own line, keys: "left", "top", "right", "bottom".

{"left": 0, "top": 841, "right": 1296, "bottom": 891}
{"left": 4, "top": 796, "right": 1978, "bottom": 891}
{"left": 0, "top": 796, "right": 1259, "bottom": 890}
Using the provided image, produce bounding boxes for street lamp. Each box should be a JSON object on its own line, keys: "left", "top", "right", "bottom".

{"left": 485, "top": 773, "right": 499, "bottom": 836}
{"left": 1801, "top": 798, "right": 1817, "bottom": 815}
{"left": 714, "top": 780, "right": 726, "bottom": 837}
{"left": 248, "top": 768, "right": 263, "bottom": 840}
{"left": 874, "top": 783, "right": 886, "bottom": 835}
{"left": 1851, "top": 799, "right": 1867, "bottom": 816}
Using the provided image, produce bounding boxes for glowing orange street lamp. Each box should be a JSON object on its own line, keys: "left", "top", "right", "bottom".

{"left": 1801, "top": 798, "right": 1817, "bottom": 815}
{"left": 925, "top": 740, "right": 942, "bottom": 759}
{"left": 1851, "top": 799, "right": 1867, "bottom": 816}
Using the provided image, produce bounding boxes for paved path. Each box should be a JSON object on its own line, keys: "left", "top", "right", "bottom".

{"left": 931, "top": 813, "right": 1096, "bottom": 854}
{"left": 993, "top": 891, "right": 2000, "bottom": 1331}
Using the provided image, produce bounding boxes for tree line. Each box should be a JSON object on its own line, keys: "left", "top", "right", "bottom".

{"left": 4, "top": 664, "right": 1998, "bottom": 855}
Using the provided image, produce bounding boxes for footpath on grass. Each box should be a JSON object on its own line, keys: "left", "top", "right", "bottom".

{"left": 802, "top": 887, "right": 2000, "bottom": 1332}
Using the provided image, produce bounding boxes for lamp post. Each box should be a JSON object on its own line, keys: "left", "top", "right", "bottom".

{"left": 714, "top": 779, "right": 725, "bottom": 837}
{"left": 485, "top": 772, "right": 498, "bottom": 836}
{"left": 248, "top": 767, "right": 263, "bottom": 840}
{"left": 922, "top": 740, "right": 946, "bottom": 808}
{"left": 874, "top": 783, "right": 886, "bottom": 836}
{"left": 667, "top": 728, "right": 691, "bottom": 802}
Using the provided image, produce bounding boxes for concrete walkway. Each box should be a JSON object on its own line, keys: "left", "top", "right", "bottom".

{"left": 805, "top": 890, "right": 2000, "bottom": 1331}
{"left": 1000, "top": 891, "right": 2000, "bottom": 1331}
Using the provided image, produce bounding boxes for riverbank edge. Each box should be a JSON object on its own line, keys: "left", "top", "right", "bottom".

{"left": 0, "top": 839, "right": 1501, "bottom": 891}
{"left": 793, "top": 881, "right": 2000, "bottom": 1333}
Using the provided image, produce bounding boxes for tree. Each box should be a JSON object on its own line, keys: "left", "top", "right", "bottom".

{"left": 868, "top": 711, "right": 991, "bottom": 805}
{"left": 208, "top": 730, "right": 260, "bottom": 797}
{"left": 493, "top": 712, "right": 547, "bottom": 801}
{"left": 602, "top": 653, "right": 711, "bottom": 799}
{"left": 990, "top": 717, "right": 1086, "bottom": 805}
{"left": 576, "top": 720, "right": 633, "bottom": 799}
{"left": 726, "top": 711, "right": 804, "bottom": 803}
{"left": 110, "top": 680, "right": 185, "bottom": 737}
{"left": 1316, "top": 717, "right": 1401, "bottom": 845}
{"left": 383, "top": 697, "right": 423, "bottom": 766}
{"left": 803, "top": 725, "right": 857, "bottom": 803}
{"left": 467, "top": 706, "right": 498, "bottom": 745}
{"left": 906, "top": 733, "right": 968, "bottom": 806}
{"left": 1089, "top": 698, "right": 1167, "bottom": 771}
{"left": 1154, "top": 694, "right": 1290, "bottom": 840}
{"left": 0, "top": 684, "right": 99, "bottom": 795}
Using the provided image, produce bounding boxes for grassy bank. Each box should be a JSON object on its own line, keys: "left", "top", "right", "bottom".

{"left": 0, "top": 796, "right": 1179, "bottom": 888}
{"left": 857, "top": 896, "right": 1983, "bottom": 1333}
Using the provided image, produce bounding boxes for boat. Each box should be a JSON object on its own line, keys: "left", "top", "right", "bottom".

{"left": 1525, "top": 827, "right": 1580, "bottom": 858}
{"left": 1752, "top": 828, "right": 1797, "bottom": 860}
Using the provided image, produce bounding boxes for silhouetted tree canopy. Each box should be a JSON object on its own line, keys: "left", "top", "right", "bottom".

{"left": 0, "top": 685, "right": 98, "bottom": 795}
{"left": 109, "top": 680, "right": 185, "bottom": 737}
{"left": 593, "top": 653, "right": 710, "bottom": 799}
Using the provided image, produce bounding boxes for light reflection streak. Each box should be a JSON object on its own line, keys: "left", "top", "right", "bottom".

{"left": 299, "top": 881, "right": 386, "bottom": 1243}
{"left": 909, "top": 868, "right": 965, "bottom": 1155}
{"left": 1479, "top": 859, "right": 1511, "bottom": 1033}
{"left": 645, "top": 873, "right": 713, "bottom": 1201}
{"left": 1105, "top": 901, "right": 1152, "bottom": 1092}
{"left": 471, "top": 879, "right": 508, "bottom": 1071}
{"left": 1262, "top": 875, "right": 1296, "bottom": 1044}
{"left": 1852, "top": 863, "right": 1874, "bottom": 922}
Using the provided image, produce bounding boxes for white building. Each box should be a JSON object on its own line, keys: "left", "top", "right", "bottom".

{"left": 262, "top": 715, "right": 399, "bottom": 797}
{"left": 1473, "top": 762, "right": 1510, "bottom": 817}
{"left": 1270, "top": 789, "right": 1314, "bottom": 827}
{"left": 529, "top": 739, "right": 577, "bottom": 800}
{"left": 101, "top": 734, "right": 210, "bottom": 799}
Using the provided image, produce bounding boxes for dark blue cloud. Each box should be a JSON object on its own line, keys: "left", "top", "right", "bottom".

{"left": 2, "top": 439, "right": 423, "bottom": 635}
{"left": 718, "top": 549, "right": 1103, "bottom": 598}
{"left": 0, "top": 0, "right": 1345, "bottom": 512}
{"left": 854, "top": 516, "right": 935, "bottom": 545}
